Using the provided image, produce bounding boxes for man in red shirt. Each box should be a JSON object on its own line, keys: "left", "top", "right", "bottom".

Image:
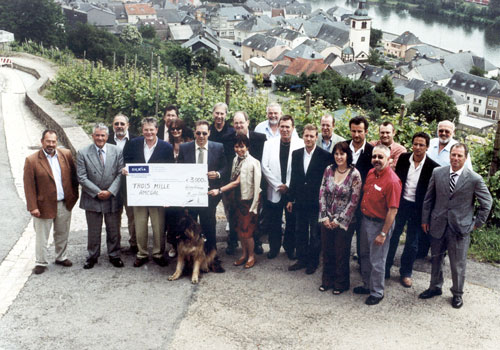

{"left": 354, "top": 144, "right": 402, "bottom": 305}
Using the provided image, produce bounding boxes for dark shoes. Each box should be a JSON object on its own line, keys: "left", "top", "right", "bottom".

{"left": 365, "top": 295, "right": 384, "bottom": 305}
{"left": 288, "top": 262, "right": 306, "bottom": 271}
{"left": 254, "top": 244, "right": 264, "bottom": 255}
{"left": 305, "top": 266, "right": 317, "bottom": 275}
{"left": 267, "top": 250, "right": 279, "bottom": 259}
{"left": 109, "top": 257, "right": 124, "bottom": 268}
{"left": 83, "top": 258, "right": 98, "bottom": 270}
{"left": 225, "top": 244, "right": 237, "bottom": 256}
{"left": 353, "top": 286, "right": 371, "bottom": 295}
{"left": 285, "top": 249, "right": 296, "bottom": 260}
{"left": 122, "top": 245, "right": 138, "bottom": 255}
{"left": 153, "top": 257, "right": 169, "bottom": 267}
{"left": 452, "top": 295, "right": 463, "bottom": 309}
{"left": 33, "top": 265, "right": 47, "bottom": 275}
{"left": 133, "top": 257, "right": 149, "bottom": 267}
{"left": 55, "top": 259, "right": 73, "bottom": 267}
{"left": 419, "top": 288, "right": 443, "bottom": 299}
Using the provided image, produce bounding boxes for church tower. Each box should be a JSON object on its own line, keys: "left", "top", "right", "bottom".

{"left": 348, "top": 0, "right": 371, "bottom": 61}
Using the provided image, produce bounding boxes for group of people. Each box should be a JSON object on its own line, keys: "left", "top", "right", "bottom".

{"left": 23, "top": 102, "right": 492, "bottom": 309}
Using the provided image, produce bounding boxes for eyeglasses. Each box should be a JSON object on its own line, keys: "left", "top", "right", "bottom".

{"left": 371, "top": 155, "right": 385, "bottom": 160}
{"left": 171, "top": 128, "right": 182, "bottom": 131}
{"left": 114, "top": 122, "right": 126, "bottom": 126}
{"left": 438, "top": 129, "right": 451, "bottom": 134}
{"left": 196, "top": 131, "right": 208, "bottom": 136}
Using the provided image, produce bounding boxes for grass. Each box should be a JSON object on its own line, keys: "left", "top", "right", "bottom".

{"left": 469, "top": 226, "right": 500, "bottom": 264}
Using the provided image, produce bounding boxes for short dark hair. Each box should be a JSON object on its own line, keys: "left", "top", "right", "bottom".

{"left": 41, "top": 129, "right": 57, "bottom": 141}
{"left": 303, "top": 123, "right": 318, "bottom": 136}
{"left": 349, "top": 116, "right": 369, "bottom": 131}
{"left": 279, "top": 114, "right": 294, "bottom": 127}
{"left": 332, "top": 141, "right": 353, "bottom": 167}
{"left": 234, "top": 133, "right": 250, "bottom": 148}
{"left": 412, "top": 132, "right": 431, "bottom": 147}
{"left": 450, "top": 142, "right": 469, "bottom": 157}
{"left": 195, "top": 120, "right": 210, "bottom": 129}
{"left": 165, "top": 105, "right": 179, "bottom": 115}
{"left": 380, "top": 121, "right": 394, "bottom": 131}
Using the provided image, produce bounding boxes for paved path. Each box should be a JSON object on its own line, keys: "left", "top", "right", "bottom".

{"left": 0, "top": 56, "right": 499, "bottom": 350}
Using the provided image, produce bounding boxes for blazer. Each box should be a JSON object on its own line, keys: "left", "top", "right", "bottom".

{"left": 158, "top": 121, "right": 194, "bottom": 142}
{"left": 346, "top": 139, "right": 373, "bottom": 184}
{"left": 288, "top": 146, "right": 334, "bottom": 211}
{"left": 107, "top": 131, "right": 136, "bottom": 146}
{"left": 316, "top": 133, "right": 345, "bottom": 153}
{"left": 395, "top": 153, "right": 439, "bottom": 218}
{"left": 77, "top": 144, "right": 124, "bottom": 213}
{"left": 261, "top": 136, "right": 304, "bottom": 203}
{"left": 422, "top": 166, "right": 492, "bottom": 238}
{"left": 222, "top": 131, "right": 267, "bottom": 165}
{"left": 177, "top": 140, "right": 227, "bottom": 189}
{"left": 23, "top": 148, "right": 79, "bottom": 219}
{"left": 230, "top": 154, "right": 261, "bottom": 214}
{"left": 123, "top": 136, "right": 174, "bottom": 164}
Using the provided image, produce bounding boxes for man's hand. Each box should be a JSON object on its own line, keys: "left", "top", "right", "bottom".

{"left": 207, "top": 171, "right": 218, "bottom": 180}
{"left": 277, "top": 184, "right": 288, "bottom": 194}
{"left": 421, "top": 224, "right": 429, "bottom": 234}
{"left": 97, "top": 191, "right": 112, "bottom": 200}
{"left": 286, "top": 202, "right": 293, "bottom": 212}
{"left": 374, "top": 234, "right": 386, "bottom": 246}
{"left": 30, "top": 209, "right": 40, "bottom": 218}
{"left": 121, "top": 167, "right": 128, "bottom": 176}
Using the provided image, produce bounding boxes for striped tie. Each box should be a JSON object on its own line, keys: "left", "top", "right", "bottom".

{"left": 450, "top": 172, "right": 458, "bottom": 193}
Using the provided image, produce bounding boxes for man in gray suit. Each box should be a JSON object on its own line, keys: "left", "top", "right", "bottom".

{"left": 420, "top": 143, "right": 492, "bottom": 308}
{"left": 77, "top": 123, "right": 124, "bottom": 269}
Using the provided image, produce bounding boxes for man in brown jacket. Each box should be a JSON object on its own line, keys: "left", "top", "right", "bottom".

{"left": 23, "top": 130, "right": 79, "bottom": 274}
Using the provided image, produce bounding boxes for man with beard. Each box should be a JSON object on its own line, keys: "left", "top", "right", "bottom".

{"left": 208, "top": 102, "right": 234, "bottom": 144}
{"left": 354, "top": 144, "right": 401, "bottom": 305}
{"left": 316, "top": 114, "right": 345, "bottom": 153}
{"left": 255, "top": 103, "right": 298, "bottom": 140}
{"left": 222, "top": 111, "right": 266, "bottom": 255}
{"left": 107, "top": 113, "right": 137, "bottom": 254}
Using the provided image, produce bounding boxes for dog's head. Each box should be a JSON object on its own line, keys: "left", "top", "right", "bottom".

{"left": 175, "top": 214, "right": 202, "bottom": 242}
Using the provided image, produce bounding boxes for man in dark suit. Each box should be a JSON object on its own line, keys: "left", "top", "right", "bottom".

{"left": 178, "top": 120, "right": 227, "bottom": 272}
{"left": 23, "top": 130, "right": 79, "bottom": 275}
{"left": 346, "top": 116, "right": 374, "bottom": 260}
{"left": 385, "top": 132, "right": 439, "bottom": 287}
{"left": 158, "top": 105, "right": 194, "bottom": 142}
{"left": 286, "top": 124, "right": 333, "bottom": 274}
{"left": 77, "top": 123, "right": 124, "bottom": 269}
{"left": 222, "top": 111, "right": 267, "bottom": 255}
{"left": 123, "top": 117, "right": 174, "bottom": 268}
{"left": 419, "top": 143, "right": 492, "bottom": 309}
{"left": 107, "top": 113, "right": 137, "bottom": 254}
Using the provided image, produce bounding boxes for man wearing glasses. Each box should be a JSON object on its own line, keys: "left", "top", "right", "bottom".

{"left": 178, "top": 120, "right": 227, "bottom": 273}
{"left": 107, "top": 114, "right": 137, "bottom": 254}
{"left": 427, "top": 120, "right": 472, "bottom": 169}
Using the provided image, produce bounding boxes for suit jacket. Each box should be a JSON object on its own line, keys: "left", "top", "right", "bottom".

{"left": 123, "top": 136, "right": 174, "bottom": 164}
{"left": 222, "top": 131, "right": 267, "bottom": 165}
{"left": 316, "top": 133, "right": 345, "bottom": 153}
{"left": 422, "top": 166, "right": 492, "bottom": 238}
{"left": 23, "top": 148, "right": 79, "bottom": 219}
{"left": 395, "top": 153, "right": 439, "bottom": 221}
{"left": 261, "top": 136, "right": 304, "bottom": 203}
{"left": 288, "top": 146, "right": 333, "bottom": 211}
{"left": 346, "top": 139, "right": 373, "bottom": 184}
{"left": 177, "top": 141, "right": 227, "bottom": 189}
{"left": 158, "top": 121, "right": 194, "bottom": 142}
{"left": 107, "top": 131, "right": 136, "bottom": 146}
{"left": 77, "top": 144, "right": 124, "bottom": 213}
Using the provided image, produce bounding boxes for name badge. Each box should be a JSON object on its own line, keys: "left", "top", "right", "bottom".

{"left": 374, "top": 184, "right": 382, "bottom": 191}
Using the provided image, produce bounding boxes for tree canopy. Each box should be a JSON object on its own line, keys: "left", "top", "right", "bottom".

{"left": 408, "top": 89, "right": 459, "bottom": 123}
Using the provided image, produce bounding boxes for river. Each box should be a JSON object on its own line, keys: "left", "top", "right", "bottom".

{"left": 306, "top": 0, "right": 500, "bottom": 67}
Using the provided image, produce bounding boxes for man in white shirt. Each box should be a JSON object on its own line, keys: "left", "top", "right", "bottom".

{"left": 427, "top": 120, "right": 472, "bottom": 169}
{"left": 255, "top": 103, "right": 298, "bottom": 140}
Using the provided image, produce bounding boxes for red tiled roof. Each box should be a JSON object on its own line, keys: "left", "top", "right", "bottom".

{"left": 284, "top": 57, "right": 328, "bottom": 77}
{"left": 124, "top": 3, "right": 156, "bottom": 16}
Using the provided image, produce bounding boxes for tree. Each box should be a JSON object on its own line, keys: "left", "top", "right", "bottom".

{"left": 375, "top": 75, "right": 395, "bottom": 100}
{"left": 310, "top": 79, "right": 341, "bottom": 108}
{"left": 192, "top": 49, "right": 219, "bottom": 71}
{"left": 367, "top": 49, "right": 384, "bottom": 66}
{"left": 120, "top": 25, "right": 143, "bottom": 46}
{"left": 370, "top": 28, "right": 383, "bottom": 48}
{"left": 470, "top": 65, "right": 487, "bottom": 77}
{"left": 408, "top": 89, "right": 459, "bottom": 123}
{"left": 139, "top": 24, "right": 156, "bottom": 40}
{"left": 0, "top": 0, "right": 66, "bottom": 47}
{"left": 489, "top": 0, "right": 500, "bottom": 18}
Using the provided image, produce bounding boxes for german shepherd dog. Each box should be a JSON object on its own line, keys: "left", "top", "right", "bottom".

{"left": 168, "top": 214, "right": 217, "bottom": 284}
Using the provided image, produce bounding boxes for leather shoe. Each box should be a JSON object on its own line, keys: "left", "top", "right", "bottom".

{"left": 267, "top": 250, "right": 279, "bottom": 259}
{"left": 285, "top": 249, "right": 296, "bottom": 260}
{"left": 153, "top": 257, "right": 168, "bottom": 267}
{"left": 452, "top": 295, "right": 463, "bottom": 309}
{"left": 109, "top": 257, "right": 124, "bottom": 268}
{"left": 33, "top": 265, "right": 47, "bottom": 275}
{"left": 233, "top": 257, "right": 247, "bottom": 266}
{"left": 419, "top": 288, "right": 442, "bottom": 299}
{"left": 365, "top": 295, "right": 384, "bottom": 305}
{"left": 400, "top": 277, "right": 412, "bottom": 288}
{"left": 305, "top": 266, "right": 317, "bottom": 275}
{"left": 83, "top": 258, "right": 97, "bottom": 269}
{"left": 353, "top": 286, "right": 371, "bottom": 295}
{"left": 133, "top": 257, "right": 149, "bottom": 267}
{"left": 254, "top": 244, "right": 264, "bottom": 255}
{"left": 288, "top": 262, "right": 306, "bottom": 271}
{"left": 55, "top": 259, "right": 73, "bottom": 267}
{"left": 244, "top": 259, "right": 255, "bottom": 269}
{"left": 122, "top": 245, "right": 138, "bottom": 255}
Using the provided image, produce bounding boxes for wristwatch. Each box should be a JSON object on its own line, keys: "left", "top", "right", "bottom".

{"left": 380, "top": 232, "right": 387, "bottom": 237}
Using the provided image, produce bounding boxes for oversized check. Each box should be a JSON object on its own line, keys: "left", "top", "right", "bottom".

{"left": 126, "top": 163, "right": 208, "bottom": 207}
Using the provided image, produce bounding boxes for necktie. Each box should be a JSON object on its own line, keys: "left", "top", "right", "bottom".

{"left": 98, "top": 149, "right": 104, "bottom": 167}
{"left": 197, "top": 147, "right": 204, "bottom": 164}
{"left": 450, "top": 172, "right": 457, "bottom": 193}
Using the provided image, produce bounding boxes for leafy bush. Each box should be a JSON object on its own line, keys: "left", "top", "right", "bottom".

{"left": 469, "top": 226, "right": 500, "bottom": 263}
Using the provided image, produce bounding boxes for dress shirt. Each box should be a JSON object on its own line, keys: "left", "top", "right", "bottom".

{"left": 349, "top": 140, "right": 367, "bottom": 166}
{"left": 164, "top": 126, "right": 169, "bottom": 142}
{"left": 403, "top": 154, "right": 425, "bottom": 202}
{"left": 196, "top": 144, "right": 208, "bottom": 164}
{"left": 95, "top": 144, "right": 107, "bottom": 165}
{"left": 361, "top": 167, "right": 402, "bottom": 220}
{"left": 450, "top": 164, "right": 465, "bottom": 180}
{"left": 43, "top": 150, "right": 64, "bottom": 201}
{"left": 114, "top": 132, "right": 129, "bottom": 151}
{"left": 303, "top": 146, "right": 315, "bottom": 174}
{"left": 427, "top": 138, "right": 472, "bottom": 169}
{"left": 143, "top": 138, "right": 158, "bottom": 163}
{"left": 255, "top": 120, "right": 298, "bottom": 140}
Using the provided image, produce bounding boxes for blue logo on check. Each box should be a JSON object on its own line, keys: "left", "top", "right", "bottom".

{"left": 129, "top": 166, "right": 149, "bottom": 173}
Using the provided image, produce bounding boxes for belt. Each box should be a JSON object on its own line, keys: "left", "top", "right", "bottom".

{"left": 363, "top": 214, "right": 384, "bottom": 223}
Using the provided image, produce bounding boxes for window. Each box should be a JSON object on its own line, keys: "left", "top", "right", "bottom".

{"left": 494, "top": 100, "right": 499, "bottom": 108}
{"left": 489, "top": 100, "right": 494, "bottom": 107}
{"left": 361, "top": 37, "right": 365, "bottom": 42}
{"left": 473, "top": 107, "right": 479, "bottom": 113}
{"left": 352, "top": 21, "right": 356, "bottom": 28}
{"left": 467, "top": 96, "right": 470, "bottom": 101}
{"left": 487, "top": 109, "right": 492, "bottom": 116}
{"left": 362, "top": 21, "right": 367, "bottom": 29}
